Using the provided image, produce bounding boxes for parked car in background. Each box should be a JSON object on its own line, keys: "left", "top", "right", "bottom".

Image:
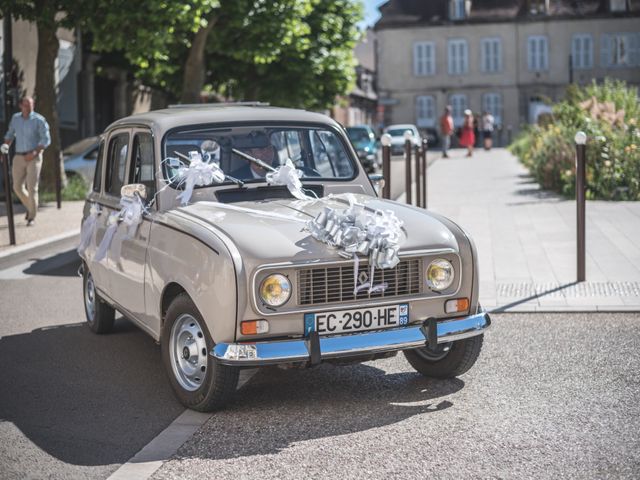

{"left": 79, "top": 105, "right": 490, "bottom": 411}
{"left": 346, "top": 125, "right": 379, "bottom": 172}
{"left": 63, "top": 136, "right": 99, "bottom": 185}
{"left": 383, "top": 124, "right": 421, "bottom": 155}
{"left": 421, "top": 128, "right": 440, "bottom": 148}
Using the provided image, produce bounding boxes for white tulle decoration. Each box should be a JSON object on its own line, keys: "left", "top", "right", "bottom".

{"left": 175, "top": 151, "right": 226, "bottom": 205}
{"left": 77, "top": 203, "right": 101, "bottom": 256}
{"left": 266, "top": 158, "right": 308, "bottom": 200}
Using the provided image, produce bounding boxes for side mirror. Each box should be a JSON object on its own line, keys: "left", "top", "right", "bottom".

{"left": 368, "top": 173, "right": 385, "bottom": 196}
{"left": 121, "top": 183, "right": 147, "bottom": 200}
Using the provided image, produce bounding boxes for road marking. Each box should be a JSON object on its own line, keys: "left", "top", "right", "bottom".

{"left": 0, "top": 229, "right": 80, "bottom": 260}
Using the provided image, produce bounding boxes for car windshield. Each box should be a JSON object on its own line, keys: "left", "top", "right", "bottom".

{"left": 386, "top": 129, "right": 412, "bottom": 137}
{"left": 163, "top": 125, "right": 355, "bottom": 184}
{"left": 346, "top": 128, "right": 371, "bottom": 142}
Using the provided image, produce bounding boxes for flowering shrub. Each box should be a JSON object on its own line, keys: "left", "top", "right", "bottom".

{"left": 510, "top": 80, "right": 640, "bottom": 200}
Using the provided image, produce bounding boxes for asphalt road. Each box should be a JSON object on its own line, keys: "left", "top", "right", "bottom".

{"left": 1, "top": 244, "right": 639, "bottom": 479}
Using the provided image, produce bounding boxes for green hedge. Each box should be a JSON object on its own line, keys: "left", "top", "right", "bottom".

{"left": 509, "top": 80, "right": 640, "bottom": 200}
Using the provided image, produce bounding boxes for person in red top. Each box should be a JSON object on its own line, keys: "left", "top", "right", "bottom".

{"left": 459, "top": 109, "right": 475, "bottom": 157}
{"left": 439, "top": 106, "right": 454, "bottom": 158}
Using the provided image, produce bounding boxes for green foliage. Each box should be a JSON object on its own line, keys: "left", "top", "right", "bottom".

{"left": 40, "top": 174, "right": 89, "bottom": 202}
{"left": 509, "top": 80, "right": 640, "bottom": 200}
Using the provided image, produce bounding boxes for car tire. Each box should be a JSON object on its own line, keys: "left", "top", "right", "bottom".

{"left": 83, "top": 263, "right": 115, "bottom": 334}
{"left": 403, "top": 334, "right": 484, "bottom": 378}
{"left": 161, "top": 293, "right": 239, "bottom": 411}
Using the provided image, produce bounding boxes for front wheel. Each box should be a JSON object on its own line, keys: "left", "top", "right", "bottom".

{"left": 161, "top": 293, "right": 239, "bottom": 411}
{"left": 83, "top": 263, "right": 115, "bottom": 334}
{"left": 403, "top": 334, "right": 484, "bottom": 378}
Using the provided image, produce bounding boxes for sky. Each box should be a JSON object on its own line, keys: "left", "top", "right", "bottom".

{"left": 359, "top": 0, "right": 387, "bottom": 29}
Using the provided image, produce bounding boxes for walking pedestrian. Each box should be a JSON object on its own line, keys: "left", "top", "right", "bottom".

{"left": 1, "top": 96, "right": 50, "bottom": 226}
{"left": 459, "top": 109, "right": 475, "bottom": 157}
{"left": 439, "top": 106, "right": 454, "bottom": 158}
{"left": 482, "top": 111, "right": 495, "bottom": 151}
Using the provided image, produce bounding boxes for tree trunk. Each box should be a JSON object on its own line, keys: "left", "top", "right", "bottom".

{"left": 180, "top": 14, "right": 218, "bottom": 104}
{"left": 34, "top": 21, "right": 64, "bottom": 192}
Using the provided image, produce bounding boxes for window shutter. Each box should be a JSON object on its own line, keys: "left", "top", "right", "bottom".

{"left": 541, "top": 37, "right": 548, "bottom": 70}
{"left": 448, "top": 42, "right": 455, "bottom": 74}
{"left": 628, "top": 33, "right": 640, "bottom": 66}
{"left": 495, "top": 39, "right": 502, "bottom": 72}
{"left": 413, "top": 44, "right": 422, "bottom": 76}
{"left": 601, "top": 34, "right": 612, "bottom": 67}
{"left": 528, "top": 37, "right": 535, "bottom": 70}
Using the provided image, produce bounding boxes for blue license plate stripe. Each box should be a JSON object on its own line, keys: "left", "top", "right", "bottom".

{"left": 304, "top": 313, "right": 315, "bottom": 336}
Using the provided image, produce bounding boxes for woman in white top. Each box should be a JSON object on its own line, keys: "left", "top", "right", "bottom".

{"left": 481, "top": 111, "right": 495, "bottom": 151}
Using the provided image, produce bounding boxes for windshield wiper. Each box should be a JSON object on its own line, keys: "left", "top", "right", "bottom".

{"left": 231, "top": 148, "right": 277, "bottom": 173}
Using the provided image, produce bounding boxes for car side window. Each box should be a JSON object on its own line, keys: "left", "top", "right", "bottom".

{"left": 92, "top": 139, "right": 105, "bottom": 193}
{"left": 130, "top": 132, "right": 156, "bottom": 199}
{"left": 105, "top": 133, "right": 130, "bottom": 196}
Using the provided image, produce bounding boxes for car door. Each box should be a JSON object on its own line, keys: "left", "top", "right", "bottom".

{"left": 106, "top": 128, "right": 155, "bottom": 323}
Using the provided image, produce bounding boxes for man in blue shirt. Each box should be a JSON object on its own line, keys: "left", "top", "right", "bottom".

{"left": 1, "top": 96, "right": 51, "bottom": 226}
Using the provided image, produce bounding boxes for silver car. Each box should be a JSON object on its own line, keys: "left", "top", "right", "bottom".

{"left": 79, "top": 105, "right": 490, "bottom": 411}
{"left": 63, "top": 136, "right": 100, "bottom": 185}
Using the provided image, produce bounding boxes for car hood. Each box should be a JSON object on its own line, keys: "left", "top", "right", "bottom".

{"left": 174, "top": 194, "right": 459, "bottom": 264}
{"left": 352, "top": 140, "right": 376, "bottom": 151}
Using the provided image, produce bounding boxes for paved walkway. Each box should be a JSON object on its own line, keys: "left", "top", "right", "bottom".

{"left": 0, "top": 200, "right": 84, "bottom": 253}
{"left": 407, "top": 148, "right": 640, "bottom": 312}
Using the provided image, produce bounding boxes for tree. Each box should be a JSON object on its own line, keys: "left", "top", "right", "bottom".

{"left": 0, "top": 0, "right": 87, "bottom": 191}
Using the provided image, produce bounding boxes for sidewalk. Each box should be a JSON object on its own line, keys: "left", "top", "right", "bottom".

{"left": 404, "top": 148, "right": 640, "bottom": 312}
{"left": 0, "top": 200, "right": 84, "bottom": 254}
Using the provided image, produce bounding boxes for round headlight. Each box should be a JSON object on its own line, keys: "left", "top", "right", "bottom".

{"left": 426, "top": 259, "right": 454, "bottom": 291}
{"left": 259, "top": 274, "right": 291, "bottom": 307}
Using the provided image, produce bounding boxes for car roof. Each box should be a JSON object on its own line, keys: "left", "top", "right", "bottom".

{"left": 385, "top": 124, "right": 418, "bottom": 130}
{"left": 105, "top": 104, "right": 342, "bottom": 134}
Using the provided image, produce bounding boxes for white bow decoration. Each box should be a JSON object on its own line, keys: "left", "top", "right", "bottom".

{"left": 266, "top": 158, "right": 308, "bottom": 200}
{"left": 306, "top": 197, "right": 403, "bottom": 294}
{"left": 94, "top": 195, "right": 145, "bottom": 263}
{"left": 77, "top": 203, "right": 101, "bottom": 256}
{"left": 175, "top": 151, "right": 226, "bottom": 205}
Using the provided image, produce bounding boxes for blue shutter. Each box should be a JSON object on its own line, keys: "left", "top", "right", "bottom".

{"left": 601, "top": 34, "right": 612, "bottom": 67}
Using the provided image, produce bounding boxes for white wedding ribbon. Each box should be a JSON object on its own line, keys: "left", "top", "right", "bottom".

{"left": 94, "top": 195, "right": 146, "bottom": 263}
{"left": 77, "top": 203, "right": 101, "bottom": 256}
{"left": 175, "top": 151, "right": 226, "bottom": 205}
{"left": 266, "top": 158, "right": 308, "bottom": 200}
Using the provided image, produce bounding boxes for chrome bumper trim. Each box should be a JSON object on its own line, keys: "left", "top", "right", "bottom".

{"left": 212, "top": 312, "right": 491, "bottom": 366}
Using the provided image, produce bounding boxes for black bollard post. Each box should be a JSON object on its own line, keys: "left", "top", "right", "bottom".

{"left": 381, "top": 134, "right": 391, "bottom": 200}
{"left": 421, "top": 138, "right": 428, "bottom": 209}
{"left": 414, "top": 144, "right": 421, "bottom": 208}
{"left": 575, "top": 131, "right": 587, "bottom": 282}
{"left": 404, "top": 132, "right": 412, "bottom": 205}
{"left": 1, "top": 153, "right": 16, "bottom": 245}
{"left": 55, "top": 152, "right": 62, "bottom": 209}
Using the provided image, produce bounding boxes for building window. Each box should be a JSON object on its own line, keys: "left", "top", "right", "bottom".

{"left": 416, "top": 96, "right": 436, "bottom": 128}
{"left": 481, "top": 37, "right": 502, "bottom": 73}
{"left": 571, "top": 34, "right": 593, "bottom": 69}
{"left": 449, "top": 94, "right": 467, "bottom": 127}
{"left": 413, "top": 42, "right": 435, "bottom": 76}
{"left": 450, "top": 0, "right": 466, "bottom": 20}
{"left": 482, "top": 93, "right": 502, "bottom": 126}
{"left": 527, "top": 35, "right": 549, "bottom": 71}
{"left": 610, "top": 0, "right": 628, "bottom": 12}
{"left": 601, "top": 33, "right": 639, "bottom": 67}
{"left": 448, "top": 39, "right": 468, "bottom": 75}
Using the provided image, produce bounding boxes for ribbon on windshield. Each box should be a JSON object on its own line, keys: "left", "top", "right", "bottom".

{"left": 94, "top": 194, "right": 146, "bottom": 263}
{"left": 77, "top": 203, "right": 101, "bottom": 256}
{"left": 306, "top": 195, "right": 403, "bottom": 294}
{"left": 265, "top": 158, "right": 308, "bottom": 200}
{"left": 174, "top": 151, "right": 226, "bottom": 205}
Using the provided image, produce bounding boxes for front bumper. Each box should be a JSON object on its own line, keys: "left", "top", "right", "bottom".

{"left": 212, "top": 312, "right": 490, "bottom": 367}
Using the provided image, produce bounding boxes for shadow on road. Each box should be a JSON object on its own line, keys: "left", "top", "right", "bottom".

{"left": 0, "top": 319, "right": 185, "bottom": 466}
{"left": 22, "top": 249, "right": 81, "bottom": 277}
{"left": 178, "top": 362, "right": 464, "bottom": 460}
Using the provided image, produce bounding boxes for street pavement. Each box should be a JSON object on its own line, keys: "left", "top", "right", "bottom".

{"left": 398, "top": 148, "right": 640, "bottom": 311}
{"left": 1, "top": 246, "right": 639, "bottom": 479}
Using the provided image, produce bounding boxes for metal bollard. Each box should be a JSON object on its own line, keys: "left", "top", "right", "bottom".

{"left": 55, "top": 152, "right": 62, "bottom": 209}
{"left": 575, "top": 131, "right": 587, "bottom": 282}
{"left": 404, "top": 131, "right": 413, "bottom": 205}
{"left": 381, "top": 134, "right": 391, "bottom": 199}
{"left": 1, "top": 152, "right": 16, "bottom": 245}
{"left": 414, "top": 144, "right": 421, "bottom": 208}
{"left": 421, "top": 138, "right": 428, "bottom": 209}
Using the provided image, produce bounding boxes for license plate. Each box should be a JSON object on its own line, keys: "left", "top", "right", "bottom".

{"left": 305, "top": 304, "right": 409, "bottom": 336}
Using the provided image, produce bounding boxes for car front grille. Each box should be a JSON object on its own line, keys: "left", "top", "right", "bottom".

{"left": 297, "top": 258, "right": 423, "bottom": 306}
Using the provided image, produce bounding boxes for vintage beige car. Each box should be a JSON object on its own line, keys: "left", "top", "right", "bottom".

{"left": 78, "top": 105, "right": 490, "bottom": 411}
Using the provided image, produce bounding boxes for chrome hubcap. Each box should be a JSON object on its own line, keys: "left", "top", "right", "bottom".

{"left": 85, "top": 273, "right": 96, "bottom": 322}
{"left": 169, "top": 314, "right": 208, "bottom": 392}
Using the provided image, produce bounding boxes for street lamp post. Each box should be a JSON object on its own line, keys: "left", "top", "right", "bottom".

{"left": 421, "top": 138, "right": 428, "bottom": 209}
{"left": 414, "top": 143, "right": 421, "bottom": 208}
{"left": 575, "top": 131, "right": 587, "bottom": 282}
{"left": 2, "top": 15, "right": 16, "bottom": 245}
{"left": 381, "top": 133, "right": 391, "bottom": 199}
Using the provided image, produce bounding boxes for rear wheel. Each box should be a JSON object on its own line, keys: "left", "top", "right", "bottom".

{"left": 161, "top": 293, "right": 239, "bottom": 411}
{"left": 403, "top": 335, "right": 484, "bottom": 378}
{"left": 83, "top": 264, "right": 115, "bottom": 334}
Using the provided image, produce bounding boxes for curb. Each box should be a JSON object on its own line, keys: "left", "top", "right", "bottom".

{"left": 0, "top": 229, "right": 80, "bottom": 264}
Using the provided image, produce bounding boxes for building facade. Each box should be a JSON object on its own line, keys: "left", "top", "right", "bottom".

{"left": 375, "top": 0, "right": 640, "bottom": 139}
